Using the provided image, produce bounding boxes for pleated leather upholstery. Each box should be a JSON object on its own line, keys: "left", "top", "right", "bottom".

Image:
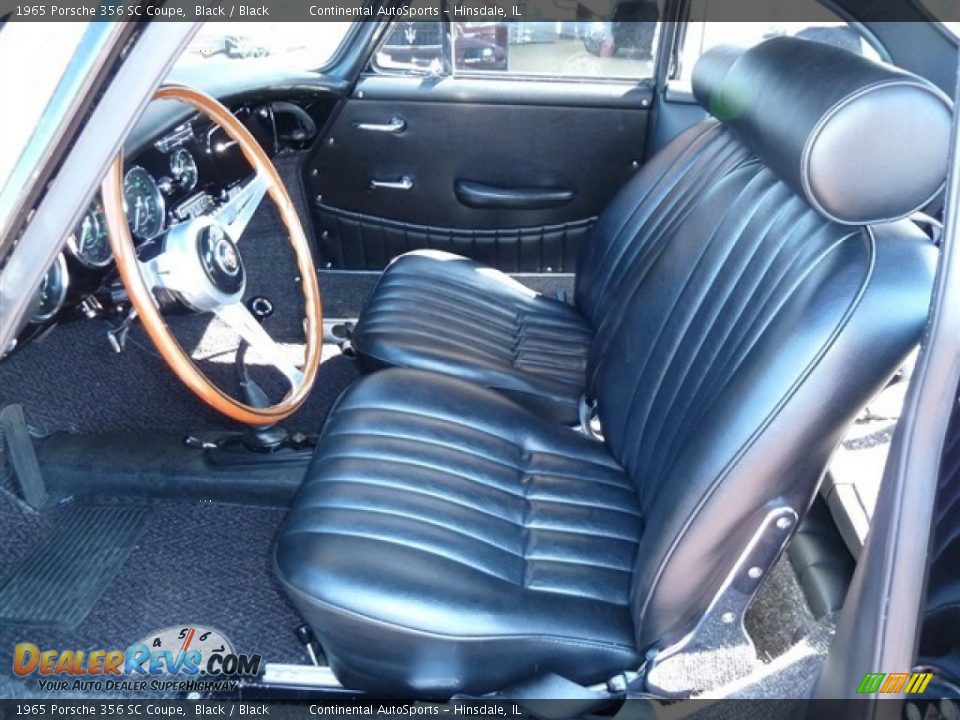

{"left": 277, "top": 369, "right": 642, "bottom": 695}
{"left": 316, "top": 204, "right": 593, "bottom": 272}
{"left": 352, "top": 250, "right": 592, "bottom": 424}
{"left": 575, "top": 120, "right": 749, "bottom": 329}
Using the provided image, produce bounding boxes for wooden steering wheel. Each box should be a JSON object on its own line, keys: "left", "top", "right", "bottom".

{"left": 102, "top": 84, "right": 323, "bottom": 426}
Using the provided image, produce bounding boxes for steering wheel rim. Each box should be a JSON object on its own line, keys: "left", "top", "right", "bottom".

{"left": 102, "top": 83, "right": 323, "bottom": 426}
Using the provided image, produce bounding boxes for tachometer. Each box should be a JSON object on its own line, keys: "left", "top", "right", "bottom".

{"left": 170, "top": 148, "right": 198, "bottom": 191}
{"left": 67, "top": 198, "right": 112, "bottom": 267}
{"left": 31, "top": 254, "right": 69, "bottom": 323}
{"left": 123, "top": 166, "right": 165, "bottom": 240}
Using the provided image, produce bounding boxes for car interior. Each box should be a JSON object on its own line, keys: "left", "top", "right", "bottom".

{"left": 0, "top": 6, "right": 958, "bottom": 703}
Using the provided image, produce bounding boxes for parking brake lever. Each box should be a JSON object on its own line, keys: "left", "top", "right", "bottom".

{"left": 236, "top": 296, "right": 274, "bottom": 407}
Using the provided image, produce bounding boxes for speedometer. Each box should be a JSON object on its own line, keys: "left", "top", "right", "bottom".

{"left": 67, "top": 198, "right": 112, "bottom": 267}
{"left": 123, "top": 166, "right": 165, "bottom": 240}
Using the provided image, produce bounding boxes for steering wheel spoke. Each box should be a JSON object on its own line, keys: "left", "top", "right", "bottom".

{"left": 215, "top": 171, "right": 268, "bottom": 241}
{"left": 214, "top": 302, "right": 305, "bottom": 389}
{"left": 139, "top": 252, "right": 183, "bottom": 295}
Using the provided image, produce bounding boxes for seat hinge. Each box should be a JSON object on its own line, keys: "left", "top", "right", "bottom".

{"left": 577, "top": 394, "right": 603, "bottom": 441}
{"left": 642, "top": 504, "right": 800, "bottom": 697}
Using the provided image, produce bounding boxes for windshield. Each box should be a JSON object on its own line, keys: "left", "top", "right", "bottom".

{"left": 0, "top": 22, "right": 90, "bottom": 194}
{"left": 175, "top": 22, "right": 354, "bottom": 71}
{"left": 940, "top": 21, "right": 960, "bottom": 36}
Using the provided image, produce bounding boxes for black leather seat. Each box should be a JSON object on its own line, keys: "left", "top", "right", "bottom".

{"left": 277, "top": 38, "right": 950, "bottom": 696}
{"left": 352, "top": 119, "right": 751, "bottom": 424}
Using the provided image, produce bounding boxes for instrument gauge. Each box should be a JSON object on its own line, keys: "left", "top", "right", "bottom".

{"left": 31, "top": 254, "right": 69, "bottom": 323}
{"left": 123, "top": 166, "right": 166, "bottom": 240}
{"left": 170, "top": 148, "right": 198, "bottom": 191}
{"left": 67, "top": 198, "right": 112, "bottom": 267}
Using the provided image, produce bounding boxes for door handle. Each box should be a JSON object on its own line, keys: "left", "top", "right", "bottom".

{"left": 454, "top": 180, "right": 575, "bottom": 210}
{"left": 369, "top": 176, "right": 413, "bottom": 191}
{"left": 353, "top": 116, "right": 406, "bottom": 134}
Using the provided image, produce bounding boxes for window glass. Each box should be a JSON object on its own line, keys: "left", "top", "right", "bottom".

{"left": 452, "top": 18, "right": 660, "bottom": 80}
{"left": 935, "top": 21, "right": 960, "bottom": 37}
{"left": 375, "top": 2, "right": 663, "bottom": 81}
{"left": 176, "top": 22, "right": 354, "bottom": 72}
{"left": 376, "top": 21, "right": 447, "bottom": 74}
{"left": 675, "top": 1, "right": 882, "bottom": 83}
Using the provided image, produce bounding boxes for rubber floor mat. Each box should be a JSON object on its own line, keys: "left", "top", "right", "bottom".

{"left": 0, "top": 503, "right": 149, "bottom": 628}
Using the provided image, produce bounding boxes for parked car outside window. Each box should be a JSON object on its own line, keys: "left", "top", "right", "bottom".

{"left": 179, "top": 22, "right": 355, "bottom": 71}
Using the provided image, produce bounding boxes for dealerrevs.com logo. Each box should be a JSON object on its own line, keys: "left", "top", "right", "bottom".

{"left": 12, "top": 625, "right": 262, "bottom": 693}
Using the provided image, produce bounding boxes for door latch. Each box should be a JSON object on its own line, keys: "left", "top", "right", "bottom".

{"left": 369, "top": 176, "right": 413, "bottom": 191}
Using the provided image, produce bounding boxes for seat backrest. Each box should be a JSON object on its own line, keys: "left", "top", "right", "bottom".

{"left": 584, "top": 37, "right": 951, "bottom": 652}
{"left": 574, "top": 119, "right": 749, "bottom": 329}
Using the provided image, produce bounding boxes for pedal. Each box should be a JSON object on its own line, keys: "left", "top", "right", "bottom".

{"left": 0, "top": 404, "right": 50, "bottom": 509}
{"left": 184, "top": 431, "right": 241, "bottom": 450}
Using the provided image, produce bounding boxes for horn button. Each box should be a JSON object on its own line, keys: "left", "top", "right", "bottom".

{"left": 198, "top": 224, "right": 244, "bottom": 295}
{"left": 151, "top": 217, "right": 248, "bottom": 313}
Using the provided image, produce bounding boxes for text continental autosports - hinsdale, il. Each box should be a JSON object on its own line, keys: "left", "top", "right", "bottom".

{"left": 309, "top": 5, "right": 512, "bottom": 17}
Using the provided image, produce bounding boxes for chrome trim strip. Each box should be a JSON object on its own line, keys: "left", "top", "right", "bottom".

{"left": 261, "top": 663, "right": 343, "bottom": 689}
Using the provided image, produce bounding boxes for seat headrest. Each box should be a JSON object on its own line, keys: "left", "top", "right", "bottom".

{"left": 692, "top": 36, "right": 952, "bottom": 226}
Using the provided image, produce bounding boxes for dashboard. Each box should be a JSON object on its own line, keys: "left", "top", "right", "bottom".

{"left": 12, "top": 86, "right": 328, "bottom": 357}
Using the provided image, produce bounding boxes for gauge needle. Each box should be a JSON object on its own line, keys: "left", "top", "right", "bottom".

{"left": 180, "top": 627, "right": 196, "bottom": 653}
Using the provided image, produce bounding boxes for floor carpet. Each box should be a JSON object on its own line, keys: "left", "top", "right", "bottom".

{"left": 0, "top": 489, "right": 308, "bottom": 698}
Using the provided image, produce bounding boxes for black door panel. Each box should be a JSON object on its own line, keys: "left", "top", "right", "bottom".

{"left": 306, "top": 82, "right": 652, "bottom": 272}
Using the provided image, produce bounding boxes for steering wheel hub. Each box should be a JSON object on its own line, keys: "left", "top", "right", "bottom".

{"left": 198, "top": 223, "right": 244, "bottom": 293}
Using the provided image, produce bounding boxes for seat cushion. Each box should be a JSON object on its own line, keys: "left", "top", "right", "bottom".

{"left": 275, "top": 368, "right": 642, "bottom": 696}
{"left": 351, "top": 250, "right": 592, "bottom": 425}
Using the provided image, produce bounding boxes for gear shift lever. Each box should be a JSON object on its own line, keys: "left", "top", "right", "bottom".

{"left": 184, "top": 295, "right": 318, "bottom": 461}
{"left": 237, "top": 296, "right": 290, "bottom": 452}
